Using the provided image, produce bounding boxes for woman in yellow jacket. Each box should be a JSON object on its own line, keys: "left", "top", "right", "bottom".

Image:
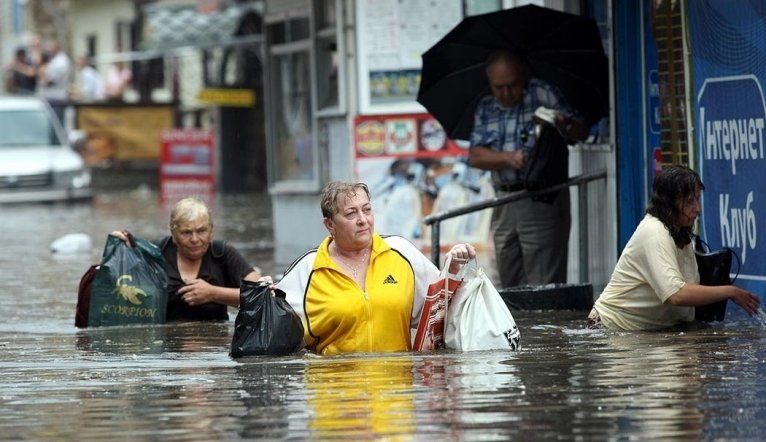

{"left": 276, "top": 181, "right": 475, "bottom": 355}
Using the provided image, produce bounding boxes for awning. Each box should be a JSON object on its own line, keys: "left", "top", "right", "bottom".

{"left": 142, "top": 2, "right": 263, "bottom": 50}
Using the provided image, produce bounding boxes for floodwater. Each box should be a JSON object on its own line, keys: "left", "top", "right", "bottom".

{"left": 2, "top": 189, "right": 766, "bottom": 441}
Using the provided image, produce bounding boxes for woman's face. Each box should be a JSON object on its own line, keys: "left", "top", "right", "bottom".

{"left": 172, "top": 218, "right": 212, "bottom": 260}
{"left": 324, "top": 190, "right": 374, "bottom": 250}
{"left": 677, "top": 188, "right": 702, "bottom": 228}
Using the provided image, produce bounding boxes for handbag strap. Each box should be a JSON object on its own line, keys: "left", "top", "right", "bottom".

{"left": 730, "top": 248, "right": 741, "bottom": 284}
{"left": 695, "top": 235, "right": 741, "bottom": 283}
{"left": 441, "top": 253, "right": 453, "bottom": 319}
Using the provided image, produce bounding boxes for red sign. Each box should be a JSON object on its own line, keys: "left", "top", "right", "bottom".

{"left": 160, "top": 128, "right": 215, "bottom": 205}
{"left": 353, "top": 114, "right": 467, "bottom": 159}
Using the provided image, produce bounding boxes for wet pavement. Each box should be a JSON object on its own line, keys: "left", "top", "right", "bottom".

{"left": 2, "top": 187, "right": 766, "bottom": 440}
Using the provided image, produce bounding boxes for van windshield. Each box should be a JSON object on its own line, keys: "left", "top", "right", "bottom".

{"left": 0, "top": 109, "right": 62, "bottom": 147}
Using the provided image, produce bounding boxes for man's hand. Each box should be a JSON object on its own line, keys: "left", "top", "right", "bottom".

{"left": 506, "top": 149, "right": 527, "bottom": 170}
{"left": 469, "top": 146, "right": 527, "bottom": 171}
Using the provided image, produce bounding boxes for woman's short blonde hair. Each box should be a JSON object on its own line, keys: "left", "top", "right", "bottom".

{"left": 320, "top": 181, "right": 371, "bottom": 218}
{"left": 169, "top": 197, "right": 213, "bottom": 230}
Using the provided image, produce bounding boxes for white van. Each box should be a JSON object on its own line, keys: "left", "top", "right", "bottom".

{"left": 0, "top": 95, "right": 92, "bottom": 203}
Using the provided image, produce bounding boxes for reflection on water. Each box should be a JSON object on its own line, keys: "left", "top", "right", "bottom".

{"left": 2, "top": 192, "right": 766, "bottom": 440}
{"left": 304, "top": 355, "right": 417, "bottom": 438}
{"left": 3, "top": 313, "right": 766, "bottom": 440}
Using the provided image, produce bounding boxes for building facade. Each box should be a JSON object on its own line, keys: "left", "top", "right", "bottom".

{"left": 262, "top": 0, "right": 617, "bottom": 293}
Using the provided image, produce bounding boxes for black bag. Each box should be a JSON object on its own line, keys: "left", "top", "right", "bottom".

{"left": 230, "top": 280, "right": 305, "bottom": 358}
{"left": 523, "top": 119, "right": 569, "bottom": 203}
{"left": 87, "top": 233, "right": 169, "bottom": 327}
{"left": 694, "top": 237, "right": 740, "bottom": 322}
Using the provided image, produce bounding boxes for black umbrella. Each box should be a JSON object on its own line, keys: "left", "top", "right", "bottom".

{"left": 417, "top": 4, "right": 609, "bottom": 141}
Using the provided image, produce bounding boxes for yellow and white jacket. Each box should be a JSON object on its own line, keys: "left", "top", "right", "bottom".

{"left": 276, "top": 233, "right": 439, "bottom": 355}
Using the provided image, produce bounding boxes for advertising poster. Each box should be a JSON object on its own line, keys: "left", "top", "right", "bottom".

{"left": 76, "top": 105, "right": 175, "bottom": 165}
{"left": 357, "top": 0, "right": 462, "bottom": 113}
{"left": 160, "top": 128, "right": 216, "bottom": 207}
{"left": 354, "top": 114, "right": 494, "bottom": 259}
{"left": 688, "top": 1, "right": 766, "bottom": 296}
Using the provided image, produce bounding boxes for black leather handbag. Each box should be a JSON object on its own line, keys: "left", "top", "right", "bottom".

{"left": 694, "top": 236, "right": 740, "bottom": 322}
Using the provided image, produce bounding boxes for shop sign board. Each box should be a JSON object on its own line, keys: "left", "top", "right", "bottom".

{"left": 160, "top": 128, "right": 216, "bottom": 205}
{"left": 689, "top": 1, "right": 766, "bottom": 297}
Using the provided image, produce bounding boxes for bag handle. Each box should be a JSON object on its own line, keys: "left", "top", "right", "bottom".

{"left": 440, "top": 253, "right": 456, "bottom": 278}
{"left": 114, "top": 229, "right": 136, "bottom": 248}
{"left": 125, "top": 231, "right": 137, "bottom": 248}
{"left": 441, "top": 256, "right": 479, "bottom": 326}
{"left": 695, "top": 235, "right": 741, "bottom": 284}
{"left": 441, "top": 253, "right": 475, "bottom": 279}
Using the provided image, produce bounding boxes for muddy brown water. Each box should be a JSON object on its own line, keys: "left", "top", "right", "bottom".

{"left": 1, "top": 190, "right": 765, "bottom": 441}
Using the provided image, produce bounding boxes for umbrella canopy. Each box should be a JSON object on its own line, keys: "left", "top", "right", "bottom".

{"left": 417, "top": 5, "right": 609, "bottom": 141}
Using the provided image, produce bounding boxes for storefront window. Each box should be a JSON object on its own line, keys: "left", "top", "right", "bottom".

{"left": 270, "top": 51, "right": 314, "bottom": 183}
{"left": 316, "top": 0, "right": 337, "bottom": 28}
{"left": 316, "top": 37, "right": 339, "bottom": 109}
{"left": 356, "top": 0, "right": 463, "bottom": 114}
{"left": 315, "top": 0, "right": 340, "bottom": 111}
{"left": 465, "top": 0, "right": 502, "bottom": 16}
{"left": 268, "top": 18, "right": 310, "bottom": 45}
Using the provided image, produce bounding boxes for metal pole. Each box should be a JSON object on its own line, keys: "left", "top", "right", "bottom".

{"left": 431, "top": 221, "right": 441, "bottom": 265}
{"left": 578, "top": 181, "right": 589, "bottom": 283}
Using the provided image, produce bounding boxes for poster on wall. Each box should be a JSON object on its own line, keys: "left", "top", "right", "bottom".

{"left": 688, "top": 1, "right": 766, "bottom": 295}
{"left": 76, "top": 105, "right": 175, "bottom": 165}
{"left": 354, "top": 114, "right": 494, "bottom": 257}
{"left": 357, "top": 0, "right": 463, "bottom": 113}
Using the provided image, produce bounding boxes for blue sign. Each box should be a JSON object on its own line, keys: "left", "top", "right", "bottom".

{"left": 697, "top": 76, "right": 766, "bottom": 279}
{"left": 689, "top": 1, "right": 766, "bottom": 289}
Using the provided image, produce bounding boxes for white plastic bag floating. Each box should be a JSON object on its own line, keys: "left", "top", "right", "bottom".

{"left": 50, "top": 233, "right": 92, "bottom": 254}
{"left": 444, "top": 259, "right": 521, "bottom": 351}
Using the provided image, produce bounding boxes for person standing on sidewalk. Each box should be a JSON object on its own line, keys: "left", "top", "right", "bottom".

{"left": 39, "top": 40, "right": 72, "bottom": 124}
{"left": 468, "top": 51, "right": 587, "bottom": 288}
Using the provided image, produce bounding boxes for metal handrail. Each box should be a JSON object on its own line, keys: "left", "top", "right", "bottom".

{"left": 424, "top": 170, "right": 608, "bottom": 282}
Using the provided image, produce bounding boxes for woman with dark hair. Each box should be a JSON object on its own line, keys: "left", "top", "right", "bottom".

{"left": 589, "top": 165, "right": 759, "bottom": 330}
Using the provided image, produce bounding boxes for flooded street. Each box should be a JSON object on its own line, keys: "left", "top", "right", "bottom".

{"left": 2, "top": 189, "right": 766, "bottom": 440}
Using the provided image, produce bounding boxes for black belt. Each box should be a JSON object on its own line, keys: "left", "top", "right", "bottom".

{"left": 494, "top": 183, "right": 525, "bottom": 193}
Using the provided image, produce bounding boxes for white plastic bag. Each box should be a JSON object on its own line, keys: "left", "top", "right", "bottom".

{"left": 444, "top": 260, "right": 521, "bottom": 351}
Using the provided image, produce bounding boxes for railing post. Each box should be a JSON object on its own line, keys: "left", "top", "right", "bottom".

{"left": 578, "top": 181, "right": 589, "bottom": 283}
{"left": 423, "top": 170, "right": 606, "bottom": 273}
{"left": 431, "top": 220, "right": 441, "bottom": 265}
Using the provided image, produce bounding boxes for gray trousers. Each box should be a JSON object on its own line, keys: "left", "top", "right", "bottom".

{"left": 492, "top": 189, "right": 571, "bottom": 288}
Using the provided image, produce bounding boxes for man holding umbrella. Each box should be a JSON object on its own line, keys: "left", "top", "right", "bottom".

{"left": 416, "top": 5, "right": 609, "bottom": 288}
{"left": 468, "top": 51, "right": 587, "bottom": 288}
